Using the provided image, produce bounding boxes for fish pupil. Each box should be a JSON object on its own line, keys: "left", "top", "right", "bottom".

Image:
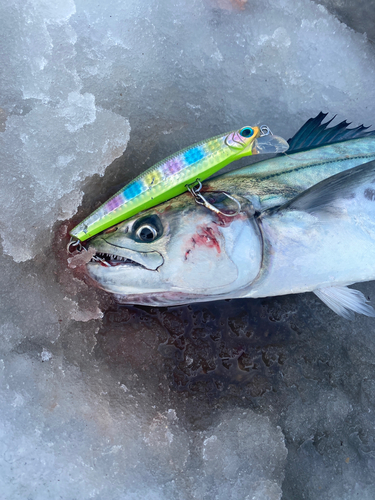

{"left": 138, "top": 226, "right": 157, "bottom": 241}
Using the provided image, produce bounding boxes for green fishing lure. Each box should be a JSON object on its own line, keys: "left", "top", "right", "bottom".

{"left": 70, "top": 125, "right": 288, "bottom": 242}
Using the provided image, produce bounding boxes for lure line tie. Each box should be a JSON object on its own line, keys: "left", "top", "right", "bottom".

{"left": 259, "top": 124, "right": 272, "bottom": 136}
{"left": 67, "top": 236, "right": 111, "bottom": 266}
{"left": 67, "top": 237, "right": 86, "bottom": 255}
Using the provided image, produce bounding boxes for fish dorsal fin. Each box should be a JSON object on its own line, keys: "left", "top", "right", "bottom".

{"left": 287, "top": 112, "right": 375, "bottom": 153}
{"left": 275, "top": 160, "right": 375, "bottom": 214}
{"left": 314, "top": 286, "right": 375, "bottom": 319}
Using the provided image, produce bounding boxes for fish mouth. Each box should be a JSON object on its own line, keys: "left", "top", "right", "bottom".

{"left": 88, "top": 240, "right": 164, "bottom": 271}
{"left": 90, "top": 251, "right": 148, "bottom": 268}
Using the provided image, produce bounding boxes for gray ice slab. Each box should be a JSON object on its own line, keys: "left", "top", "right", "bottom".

{"left": 1, "top": 0, "right": 375, "bottom": 498}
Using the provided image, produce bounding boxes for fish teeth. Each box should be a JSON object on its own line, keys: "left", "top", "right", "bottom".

{"left": 93, "top": 251, "right": 134, "bottom": 263}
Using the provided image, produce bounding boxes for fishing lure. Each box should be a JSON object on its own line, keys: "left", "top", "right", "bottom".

{"left": 70, "top": 125, "right": 288, "bottom": 242}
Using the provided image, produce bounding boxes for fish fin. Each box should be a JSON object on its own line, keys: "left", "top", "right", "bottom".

{"left": 313, "top": 286, "right": 375, "bottom": 320}
{"left": 274, "top": 160, "right": 375, "bottom": 214}
{"left": 287, "top": 112, "right": 375, "bottom": 153}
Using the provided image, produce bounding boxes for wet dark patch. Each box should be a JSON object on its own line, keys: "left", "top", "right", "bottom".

{"left": 95, "top": 296, "right": 305, "bottom": 402}
{"left": 364, "top": 188, "right": 375, "bottom": 201}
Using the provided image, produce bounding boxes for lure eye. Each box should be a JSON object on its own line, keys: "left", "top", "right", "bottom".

{"left": 240, "top": 127, "right": 254, "bottom": 138}
{"left": 136, "top": 224, "right": 158, "bottom": 242}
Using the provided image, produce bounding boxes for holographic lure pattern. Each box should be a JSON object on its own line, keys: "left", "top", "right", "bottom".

{"left": 70, "top": 126, "right": 276, "bottom": 242}
{"left": 105, "top": 145, "right": 206, "bottom": 214}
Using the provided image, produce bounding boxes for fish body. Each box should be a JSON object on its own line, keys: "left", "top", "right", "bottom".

{"left": 251, "top": 161, "right": 375, "bottom": 293}
{"left": 85, "top": 115, "right": 375, "bottom": 318}
{"left": 211, "top": 126, "right": 375, "bottom": 211}
{"left": 70, "top": 126, "right": 288, "bottom": 241}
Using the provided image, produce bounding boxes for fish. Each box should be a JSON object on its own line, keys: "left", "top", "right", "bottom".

{"left": 70, "top": 125, "right": 289, "bottom": 242}
{"left": 85, "top": 113, "right": 375, "bottom": 318}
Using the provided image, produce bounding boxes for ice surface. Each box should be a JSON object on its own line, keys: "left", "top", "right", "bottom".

{"left": 0, "top": 0, "right": 130, "bottom": 261}
{"left": 314, "top": 0, "right": 375, "bottom": 42}
{"left": 1, "top": 0, "right": 375, "bottom": 498}
{"left": 197, "top": 410, "right": 287, "bottom": 499}
{"left": 0, "top": 102, "right": 129, "bottom": 261}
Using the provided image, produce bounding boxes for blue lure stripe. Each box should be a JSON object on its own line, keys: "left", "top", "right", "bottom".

{"left": 124, "top": 181, "right": 143, "bottom": 200}
{"left": 183, "top": 146, "right": 205, "bottom": 165}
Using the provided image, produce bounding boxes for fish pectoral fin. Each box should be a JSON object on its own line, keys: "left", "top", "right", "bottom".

{"left": 313, "top": 285, "right": 375, "bottom": 320}
{"left": 273, "top": 160, "right": 375, "bottom": 215}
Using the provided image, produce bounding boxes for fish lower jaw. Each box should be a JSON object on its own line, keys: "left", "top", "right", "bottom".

{"left": 90, "top": 251, "right": 146, "bottom": 268}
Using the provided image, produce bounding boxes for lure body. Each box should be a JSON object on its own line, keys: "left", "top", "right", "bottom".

{"left": 70, "top": 126, "right": 288, "bottom": 241}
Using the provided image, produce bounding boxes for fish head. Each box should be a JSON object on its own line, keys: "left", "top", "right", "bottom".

{"left": 86, "top": 192, "right": 263, "bottom": 306}
{"left": 225, "top": 126, "right": 289, "bottom": 157}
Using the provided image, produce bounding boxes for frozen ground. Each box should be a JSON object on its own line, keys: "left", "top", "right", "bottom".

{"left": 1, "top": 0, "right": 375, "bottom": 498}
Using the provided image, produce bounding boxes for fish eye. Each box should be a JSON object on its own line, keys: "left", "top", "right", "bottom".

{"left": 239, "top": 127, "right": 254, "bottom": 138}
{"left": 132, "top": 214, "right": 163, "bottom": 242}
{"left": 136, "top": 224, "right": 158, "bottom": 242}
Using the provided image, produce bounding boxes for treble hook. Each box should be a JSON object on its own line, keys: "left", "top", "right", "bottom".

{"left": 67, "top": 236, "right": 110, "bottom": 266}
{"left": 195, "top": 191, "right": 241, "bottom": 217}
{"left": 185, "top": 179, "right": 241, "bottom": 217}
{"left": 91, "top": 255, "right": 111, "bottom": 266}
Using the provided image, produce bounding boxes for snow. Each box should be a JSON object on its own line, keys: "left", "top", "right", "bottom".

{"left": 1, "top": 0, "right": 375, "bottom": 498}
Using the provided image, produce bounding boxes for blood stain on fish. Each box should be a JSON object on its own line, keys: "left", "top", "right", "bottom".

{"left": 189, "top": 225, "right": 221, "bottom": 254}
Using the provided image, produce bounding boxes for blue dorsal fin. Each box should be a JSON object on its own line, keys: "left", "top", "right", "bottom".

{"left": 287, "top": 112, "right": 375, "bottom": 152}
